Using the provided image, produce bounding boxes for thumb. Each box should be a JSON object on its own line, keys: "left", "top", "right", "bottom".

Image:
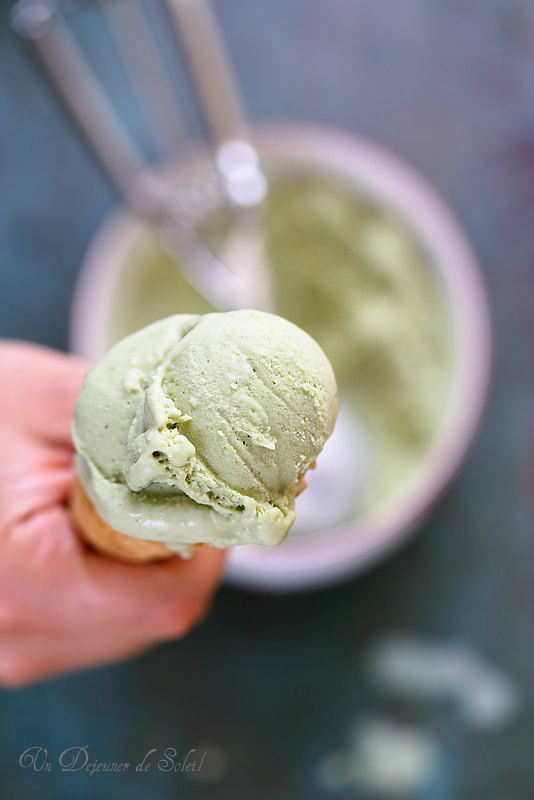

{"left": 0, "top": 341, "right": 91, "bottom": 448}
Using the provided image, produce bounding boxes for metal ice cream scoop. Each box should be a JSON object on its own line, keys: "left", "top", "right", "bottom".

{"left": 12, "top": 0, "right": 273, "bottom": 312}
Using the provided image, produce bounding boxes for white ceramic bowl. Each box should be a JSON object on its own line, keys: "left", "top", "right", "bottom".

{"left": 70, "top": 123, "right": 492, "bottom": 592}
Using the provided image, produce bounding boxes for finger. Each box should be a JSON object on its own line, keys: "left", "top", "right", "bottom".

{"left": 79, "top": 546, "right": 226, "bottom": 638}
{"left": 0, "top": 342, "right": 90, "bottom": 448}
{"left": 2, "top": 502, "right": 224, "bottom": 639}
{"left": 0, "top": 506, "right": 87, "bottom": 628}
{"left": 0, "top": 628, "right": 155, "bottom": 688}
{"left": 0, "top": 438, "right": 75, "bottom": 542}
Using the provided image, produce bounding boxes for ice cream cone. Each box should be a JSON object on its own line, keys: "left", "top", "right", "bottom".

{"left": 70, "top": 477, "right": 176, "bottom": 564}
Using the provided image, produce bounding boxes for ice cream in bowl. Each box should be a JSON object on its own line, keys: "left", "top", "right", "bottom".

{"left": 71, "top": 309, "right": 338, "bottom": 562}
{"left": 70, "top": 123, "right": 492, "bottom": 588}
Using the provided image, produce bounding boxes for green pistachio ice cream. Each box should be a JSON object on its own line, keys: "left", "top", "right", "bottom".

{"left": 108, "top": 175, "right": 454, "bottom": 518}
{"left": 73, "top": 310, "right": 338, "bottom": 556}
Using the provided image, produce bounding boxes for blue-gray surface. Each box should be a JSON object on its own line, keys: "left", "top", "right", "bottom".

{"left": 1, "top": 1, "right": 534, "bottom": 798}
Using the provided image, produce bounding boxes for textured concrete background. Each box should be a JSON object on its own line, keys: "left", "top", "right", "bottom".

{"left": 1, "top": 1, "right": 534, "bottom": 798}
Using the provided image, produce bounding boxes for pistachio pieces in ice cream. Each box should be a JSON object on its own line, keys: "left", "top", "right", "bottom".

{"left": 73, "top": 310, "right": 338, "bottom": 556}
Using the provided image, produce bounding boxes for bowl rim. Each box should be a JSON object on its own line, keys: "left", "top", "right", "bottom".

{"left": 70, "top": 121, "right": 493, "bottom": 592}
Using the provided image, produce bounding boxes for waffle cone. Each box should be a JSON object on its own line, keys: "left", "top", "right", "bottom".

{"left": 70, "top": 477, "right": 177, "bottom": 563}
